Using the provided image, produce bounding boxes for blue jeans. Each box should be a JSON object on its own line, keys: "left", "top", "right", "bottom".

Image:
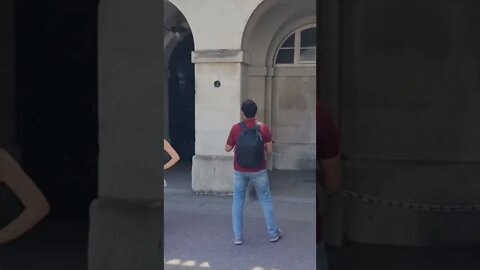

{"left": 232, "top": 169, "right": 279, "bottom": 238}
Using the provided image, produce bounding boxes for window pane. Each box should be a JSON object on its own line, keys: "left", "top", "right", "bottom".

{"left": 281, "top": 34, "right": 295, "bottom": 48}
{"left": 301, "top": 27, "right": 316, "bottom": 47}
{"left": 275, "top": 49, "right": 294, "bottom": 64}
{"left": 299, "top": 48, "right": 316, "bottom": 62}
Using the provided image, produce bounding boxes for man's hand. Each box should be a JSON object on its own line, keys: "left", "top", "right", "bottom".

{"left": 225, "top": 144, "right": 233, "bottom": 152}
{"left": 264, "top": 142, "right": 272, "bottom": 154}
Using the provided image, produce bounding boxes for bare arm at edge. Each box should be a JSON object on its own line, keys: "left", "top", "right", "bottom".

{"left": 164, "top": 139, "right": 180, "bottom": 170}
{"left": 0, "top": 149, "right": 50, "bottom": 244}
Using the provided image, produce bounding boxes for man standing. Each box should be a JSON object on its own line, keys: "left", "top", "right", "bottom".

{"left": 317, "top": 103, "right": 342, "bottom": 270}
{"left": 225, "top": 99, "right": 281, "bottom": 245}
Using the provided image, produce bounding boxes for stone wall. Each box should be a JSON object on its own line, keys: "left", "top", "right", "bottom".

{"left": 339, "top": 0, "right": 480, "bottom": 246}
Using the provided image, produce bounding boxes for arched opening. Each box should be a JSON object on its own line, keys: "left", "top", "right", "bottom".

{"left": 167, "top": 33, "right": 195, "bottom": 161}
{"left": 270, "top": 23, "right": 316, "bottom": 170}
{"left": 14, "top": 1, "right": 98, "bottom": 220}
{"left": 242, "top": 0, "right": 317, "bottom": 170}
{"left": 164, "top": 1, "right": 195, "bottom": 163}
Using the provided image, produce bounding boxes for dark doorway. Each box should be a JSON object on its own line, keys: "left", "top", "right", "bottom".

{"left": 15, "top": 0, "right": 98, "bottom": 221}
{"left": 168, "top": 33, "right": 195, "bottom": 161}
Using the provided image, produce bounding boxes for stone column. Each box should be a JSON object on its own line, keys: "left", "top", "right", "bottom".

{"left": 0, "top": 0, "right": 18, "bottom": 157}
{"left": 319, "top": 0, "right": 341, "bottom": 123}
{"left": 319, "top": 0, "right": 344, "bottom": 247}
{"left": 89, "top": 0, "right": 164, "bottom": 269}
{"left": 191, "top": 50, "right": 249, "bottom": 194}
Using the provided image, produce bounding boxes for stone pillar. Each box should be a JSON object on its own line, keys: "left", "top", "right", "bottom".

{"left": 89, "top": 0, "right": 164, "bottom": 269}
{"left": 319, "top": 0, "right": 344, "bottom": 247}
{"left": 191, "top": 50, "right": 249, "bottom": 194}
{"left": 319, "top": 0, "right": 341, "bottom": 123}
{"left": 338, "top": 0, "right": 480, "bottom": 246}
{"left": 0, "top": 0, "right": 18, "bottom": 157}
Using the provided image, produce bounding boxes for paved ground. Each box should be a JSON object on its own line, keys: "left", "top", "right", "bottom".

{"left": 2, "top": 162, "right": 480, "bottom": 270}
{"left": 164, "top": 193, "right": 316, "bottom": 270}
{"left": 164, "top": 162, "right": 317, "bottom": 270}
{"left": 0, "top": 218, "right": 88, "bottom": 270}
{"left": 164, "top": 162, "right": 480, "bottom": 270}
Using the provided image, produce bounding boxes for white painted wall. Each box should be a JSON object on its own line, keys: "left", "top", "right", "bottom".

{"left": 190, "top": 50, "right": 247, "bottom": 192}
{"left": 168, "top": 0, "right": 263, "bottom": 50}
{"left": 194, "top": 62, "right": 244, "bottom": 156}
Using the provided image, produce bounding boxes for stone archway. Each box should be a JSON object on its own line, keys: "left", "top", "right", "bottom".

{"left": 167, "top": 0, "right": 263, "bottom": 193}
{"left": 167, "top": 33, "right": 195, "bottom": 161}
{"left": 164, "top": 1, "right": 195, "bottom": 161}
{"left": 242, "top": 0, "right": 317, "bottom": 170}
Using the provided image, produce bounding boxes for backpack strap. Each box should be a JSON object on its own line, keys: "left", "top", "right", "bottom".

{"left": 239, "top": 122, "right": 247, "bottom": 132}
{"left": 254, "top": 122, "right": 263, "bottom": 142}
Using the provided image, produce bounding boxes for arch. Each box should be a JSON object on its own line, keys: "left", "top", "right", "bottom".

{"left": 168, "top": 0, "right": 263, "bottom": 50}
{"left": 164, "top": 1, "right": 194, "bottom": 68}
{"left": 242, "top": 0, "right": 316, "bottom": 67}
{"left": 241, "top": 0, "right": 278, "bottom": 51}
{"left": 167, "top": 33, "right": 195, "bottom": 160}
{"left": 164, "top": 32, "right": 191, "bottom": 69}
{"left": 164, "top": 1, "right": 195, "bottom": 142}
{"left": 241, "top": 0, "right": 316, "bottom": 170}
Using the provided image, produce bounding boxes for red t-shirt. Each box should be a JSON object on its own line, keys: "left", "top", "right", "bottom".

{"left": 317, "top": 103, "right": 340, "bottom": 243}
{"left": 226, "top": 118, "right": 272, "bottom": 172}
{"left": 317, "top": 104, "right": 340, "bottom": 160}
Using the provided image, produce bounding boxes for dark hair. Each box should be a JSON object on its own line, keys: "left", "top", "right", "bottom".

{"left": 241, "top": 99, "right": 257, "bottom": 118}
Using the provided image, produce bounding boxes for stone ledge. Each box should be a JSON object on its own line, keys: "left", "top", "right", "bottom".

{"left": 247, "top": 66, "right": 275, "bottom": 77}
{"left": 191, "top": 49, "right": 251, "bottom": 64}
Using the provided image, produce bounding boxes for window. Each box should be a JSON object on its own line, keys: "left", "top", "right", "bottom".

{"left": 274, "top": 25, "right": 316, "bottom": 65}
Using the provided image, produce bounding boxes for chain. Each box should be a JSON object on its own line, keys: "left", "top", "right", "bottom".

{"left": 340, "top": 189, "right": 480, "bottom": 212}
{"left": 271, "top": 153, "right": 480, "bottom": 212}
{"left": 271, "top": 152, "right": 316, "bottom": 161}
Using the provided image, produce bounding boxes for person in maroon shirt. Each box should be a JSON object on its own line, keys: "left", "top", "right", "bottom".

{"left": 225, "top": 99, "right": 281, "bottom": 245}
{"left": 317, "top": 103, "right": 342, "bottom": 270}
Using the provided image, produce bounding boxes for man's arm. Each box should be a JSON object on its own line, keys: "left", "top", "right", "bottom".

{"left": 261, "top": 123, "right": 273, "bottom": 157}
{"left": 317, "top": 104, "right": 342, "bottom": 192}
{"left": 225, "top": 124, "right": 236, "bottom": 152}
{"left": 264, "top": 142, "right": 272, "bottom": 154}
{"left": 320, "top": 154, "right": 342, "bottom": 192}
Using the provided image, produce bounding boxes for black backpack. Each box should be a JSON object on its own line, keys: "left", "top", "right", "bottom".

{"left": 236, "top": 122, "right": 264, "bottom": 168}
